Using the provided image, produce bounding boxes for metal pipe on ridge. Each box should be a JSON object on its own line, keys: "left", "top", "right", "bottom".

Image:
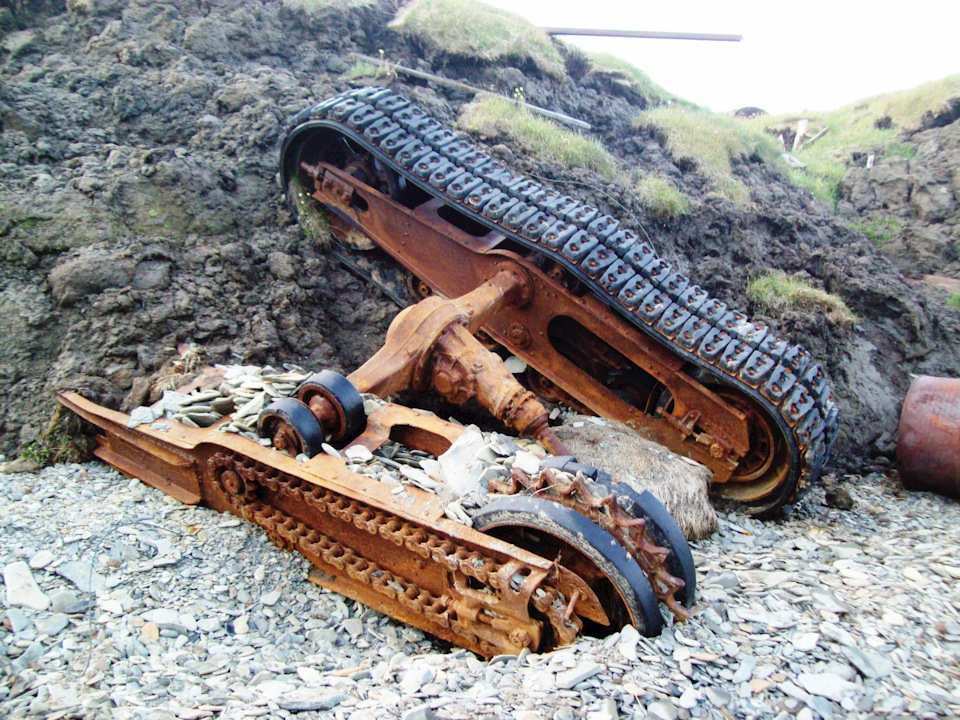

{"left": 543, "top": 28, "right": 742, "bottom": 42}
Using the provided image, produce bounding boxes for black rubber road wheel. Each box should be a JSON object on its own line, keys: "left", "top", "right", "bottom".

{"left": 295, "top": 370, "right": 366, "bottom": 445}
{"left": 257, "top": 397, "right": 326, "bottom": 458}
{"left": 473, "top": 496, "right": 663, "bottom": 638}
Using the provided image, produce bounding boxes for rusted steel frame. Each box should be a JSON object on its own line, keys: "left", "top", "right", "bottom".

{"left": 898, "top": 376, "right": 960, "bottom": 498}
{"left": 210, "top": 449, "right": 554, "bottom": 655}
{"left": 57, "top": 392, "right": 604, "bottom": 656}
{"left": 345, "top": 272, "right": 566, "bottom": 454}
{"left": 310, "top": 163, "right": 750, "bottom": 481}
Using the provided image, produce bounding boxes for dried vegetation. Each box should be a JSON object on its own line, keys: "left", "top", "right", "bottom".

{"left": 635, "top": 106, "right": 782, "bottom": 207}
{"left": 748, "top": 75, "right": 960, "bottom": 203}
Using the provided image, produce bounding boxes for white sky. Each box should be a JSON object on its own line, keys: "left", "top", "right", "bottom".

{"left": 482, "top": 0, "right": 960, "bottom": 113}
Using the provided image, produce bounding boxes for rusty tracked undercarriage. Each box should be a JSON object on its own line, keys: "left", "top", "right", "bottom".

{"left": 61, "top": 266, "right": 697, "bottom": 657}
{"left": 280, "top": 87, "right": 841, "bottom": 517}
{"left": 57, "top": 86, "right": 841, "bottom": 658}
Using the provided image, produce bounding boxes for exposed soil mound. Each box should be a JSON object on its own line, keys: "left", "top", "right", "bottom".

{"left": 2, "top": 0, "right": 959, "bottom": 485}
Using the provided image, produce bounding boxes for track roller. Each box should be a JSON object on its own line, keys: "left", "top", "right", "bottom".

{"left": 257, "top": 397, "right": 327, "bottom": 458}
{"left": 295, "top": 370, "right": 366, "bottom": 445}
{"left": 473, "top": 495, "right": 664, "bottom": 637}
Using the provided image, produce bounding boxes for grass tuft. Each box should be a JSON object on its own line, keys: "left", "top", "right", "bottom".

{"left": 747, "top": 271, "right": 858, "bottom": 327}
{"left": 847, "top": 216, "right": 903, "bottom": 248}
{"left": 458, "top": 95, "right": 620, "bottom": 180}
{"left": 19, "top": 406, "right": 94, "bottom": 467}
{"left": 635, "top": 175, "right": 690, "bottom": 218}
{"left": 948, "top": 292, "right": 960, "bottom": 312}
{"left": 747, "top": 74, "right": 960, "bottom": 203}
{"left": 586, "top": 52, "right": 681, "bottom": 107}
{"left": 282, "top": 0, "right": 375, "bottom": 14}
{"left": 635, "top": 106, "right": 781, "bottom": 207}
{"left": 389, "top": 0, "right": 565, "bottom": 79}
{"left": 342, "top": 60, "right": 388, "bottom": 81}
{"left": 289, "top": 179, "right": 332, "bottom": 247}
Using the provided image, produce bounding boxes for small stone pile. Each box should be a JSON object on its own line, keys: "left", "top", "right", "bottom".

{"left": 128, "top": 365, "right": 311, "bottom": 440}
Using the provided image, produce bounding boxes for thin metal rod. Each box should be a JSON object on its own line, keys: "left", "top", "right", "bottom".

{"left": 544, "top": 28, "right": 742, "bottom": 42}
{"left": 348, "top": 53, "right": 592, "bottom": 131}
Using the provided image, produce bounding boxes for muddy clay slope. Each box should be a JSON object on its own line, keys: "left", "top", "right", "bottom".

{"left": 2, "top": 0, "right": 959, "bottom": 479}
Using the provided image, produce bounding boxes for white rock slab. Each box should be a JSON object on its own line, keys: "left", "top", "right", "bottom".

{"left": 4, "top": 561, "right": 50, "bottom": 611}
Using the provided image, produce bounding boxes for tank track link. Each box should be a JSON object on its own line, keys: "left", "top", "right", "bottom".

{"left": 279, "top": 87, "right": 840, "bottom": 509}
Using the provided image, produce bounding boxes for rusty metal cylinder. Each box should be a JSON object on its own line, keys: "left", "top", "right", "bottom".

{"left": 898, "top": 376, "right": 960, "bottom": 498}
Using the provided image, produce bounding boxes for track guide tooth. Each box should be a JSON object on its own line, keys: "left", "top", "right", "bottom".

{"left": 635, "top": 291, "right": 671, "bottom": 325}
{"left": 719, "top": 340, "right": 752, "bottom": 374}
{"left": 661, "top": 272, "right": 690, "bottom": 299}
{"left": 581, "top": 244, "right": 618, "bottom": 279}
{"left": 608, "top": 229, "right": 639, "bottom": 257}
{"left": 560, "top": 230, "right": 598, "bottom": 262}
{"left": 586, "top": 214, "right": 619, "bottom": 238}
{"left": 539, "top": 221, "right": 578, "bottom": 250}
{"left": 676, "top": 316, "right": 710, "bottom": 351}
{"left": 644, "top": 258, "right": 672, "bottom": 285}
{"left": 520, "top": 211, "right": 553, "bottom": 240}
{"left": 678, "top": 284, "right": 708, "bottom": 312}
{"left": 761, "top": 364, "right": 797, "bottom": 402}
{"left": 695, "top": 327, "right": 732, "bottom": 363}
{"left": 739, "top": 350, "right": 777, "bottom": 387}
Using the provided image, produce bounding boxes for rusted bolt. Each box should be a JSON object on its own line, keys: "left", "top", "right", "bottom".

{"left": 507, "top": 323, "right": 532, "bottom": 349}
{"left": 220, "top": 470, "right": 243, "bottom": 496}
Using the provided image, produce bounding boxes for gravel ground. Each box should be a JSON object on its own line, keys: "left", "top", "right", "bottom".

{"left": 2, "top": 462, "right": 959, "bottom": 720}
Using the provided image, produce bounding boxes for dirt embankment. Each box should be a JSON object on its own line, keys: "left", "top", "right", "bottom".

{"left": 838, "top": 106, "right": 960, "bottom": 281}
{"left": 2, "top": 0, "right": 959, "bottom": 479}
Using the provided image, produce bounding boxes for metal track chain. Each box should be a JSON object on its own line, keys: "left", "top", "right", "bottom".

{"left": 490, "top": 466, "right": 690, "bottom": 622}
{"left": 281, "top": 87, "right": 841, "bottom": 504}
{"left": 209, "top": 451, "right": 582, "bottom": 655}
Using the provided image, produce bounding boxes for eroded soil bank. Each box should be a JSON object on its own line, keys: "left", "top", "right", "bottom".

{"left": 2, "top": 0, "right": 959, "bottom": 483}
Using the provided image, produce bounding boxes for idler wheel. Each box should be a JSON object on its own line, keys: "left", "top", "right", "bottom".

{"left": 473, "top": 496, "right": 663, "bottom": 638}
{"left": 257, "top": 397, "right": 326, "bottom": 458}
{"left": 295, "top": 370, "right": 366, "bottom": 445}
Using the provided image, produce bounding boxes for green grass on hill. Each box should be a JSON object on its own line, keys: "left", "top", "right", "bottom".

{"left": 635, "top": 174, "right": 690, "bottom": 218}
{"left": 948, "top": 292, "right": 960, "bottom": 312}
{"left": 282, "top": 0, "right": 375, "bottom": 14}
{"left": 586, "top": 52, "right": 681, "bottom": 107}
{"left": 635, "top": 106, "right": 782, "bottom": 207}
{"left": 389, "top": 0, "right": 565, "bottom": 79}
{"left": 846, "top": 217, "right": 904, "bottom": 248}
{"left": 458, "top": 95, "right": 620, "bottom": 180}
{"left": 747, "top": 271, "right": 857, "bottom": 327}
{"left": 747, "top": 75, "right": 960, "bottom": 203}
